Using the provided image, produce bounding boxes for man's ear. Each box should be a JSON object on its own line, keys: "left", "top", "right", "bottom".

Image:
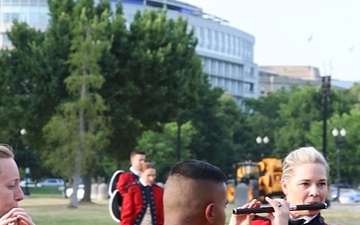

{"left": 205, "top": 203, "right": 215, "bottom": 223}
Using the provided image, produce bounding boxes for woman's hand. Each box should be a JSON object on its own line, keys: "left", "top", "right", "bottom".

{"left": 0, "top": 208, "right": 35, "bottom": 225}
{"left": 229, "top": 199, "right": 262, "bottom": 225}
{"left": 265, "top": 197, "right": 289, "bottom": 225}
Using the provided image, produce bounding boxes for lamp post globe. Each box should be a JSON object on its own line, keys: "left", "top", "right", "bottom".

{"left": 263, "top": 136, "right": 269, "bottom": 144}
{"left": 255, "top": 136, "right": 262, "bottom": 144}
{"left": 340, "top": 128, "right": 347, "bottom": 137}
{"left": 20, "top": 128, "right": 27, "bottom": 136}
{"left": 331, "top": 128, "right": 339, "bottom": 137}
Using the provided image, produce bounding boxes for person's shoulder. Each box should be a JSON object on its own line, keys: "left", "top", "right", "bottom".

{"left": 122, "top": 171, "right": 133, "bottom": 176}
{"left": 152, "top": 183, "right": 164, "bottom": 191}
{"left": 120, "top": 172, "right": 133, "bottom": 179}
{"left": 126, "top": 182, "right": 140, "bottom": 190}
{"left": 251, "top": 216, "right": 271, "bottom": 225}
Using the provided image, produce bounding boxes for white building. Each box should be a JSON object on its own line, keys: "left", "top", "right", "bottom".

{"left": 0, "top": 0, "right": 259, "bottom": 103}
{"left": 0, "top": 0, "right": 48, "bottom": 47}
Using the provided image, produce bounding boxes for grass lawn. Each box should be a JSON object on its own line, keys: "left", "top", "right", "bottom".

{"left": 18, "top": 189, "right": 360, "bottom": 225}
{"left": 20, "top": 197, "right": 115, "bottom": 225}
{"left": 20, "top": 186, "right": 64, "bottom": 198}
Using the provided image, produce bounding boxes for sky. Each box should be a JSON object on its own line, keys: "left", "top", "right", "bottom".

{"left": 181, "top": 0, "right": 360, "bottom": 81}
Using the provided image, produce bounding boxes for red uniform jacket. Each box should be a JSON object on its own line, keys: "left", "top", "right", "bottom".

{"left": 116, "top": 172, "right": 138, "bottom": 196}
{"left": 251, "top": 213, "right": 327, "bottom": 225}
{"left": 121, "top": 183, "right": 164, "bottom": 225}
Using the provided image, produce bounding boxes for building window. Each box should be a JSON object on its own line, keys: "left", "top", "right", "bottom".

{"left": 214, "top": 31, "right": 219, "bottom": 51}
{"left": 220, "top": 32, "right": 224, "bottom": 52}
{"left": 232, "top": 80, "right": 236, "bottom": 92}
{"left": 225, "top": 79, "right": 231, "bottom": 91}
{"left": 3, "top": 13, "right": 20, "bottom": 23}
{"left": 244, "top": 82, "right": 254, "bottom": 92}
{"left": 20, "top": 0, "right": 30, "bottom": 5}
{"left": 195, "top": 27, "right": 201, "bottom": 47}
{"left": 12, "top": 0, "right": 20, "bottom": 5}
{"left": 226, "top": 34, "right": 230, "bottom": 54}
{"left": 206, "top": 58, "right": 211, "bottom": 72}
{"left": 213, "top": 60, "right": 218, "bottom": 74}
{"left": 225, "top": 63, "right": 231, "bottom": 76}
{"left": 3, "top": 0, "right": 12, "bottom": 5}
{"left": 219, "top": 61, "right": 224, "bottom": 75}
{"left": 3, "top": 34, "right": 11, "bottom": 47}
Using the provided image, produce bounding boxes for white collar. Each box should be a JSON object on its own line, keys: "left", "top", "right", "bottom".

{"left": 139, "top": 178, "right": 149, "bottom": 187}
{"left": 290, "top": 214, "right": 317, "bottom": 224}
{"left": 129, "top": 167, "right": 140, "bottom": 176}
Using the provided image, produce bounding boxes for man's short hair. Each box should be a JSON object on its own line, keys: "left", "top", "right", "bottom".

{"left": 169, "top": 159, "right": 226, "bottom": 183}
{"left": 163, "top": 159, "right": 227, "bottom": 224}
{"left": 130, "top": 150, "right": 145, "bottom": 158}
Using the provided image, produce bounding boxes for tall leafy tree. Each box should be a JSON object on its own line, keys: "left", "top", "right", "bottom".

{"left": 126, "top": 9, "right": 204, "bottom": 127}
{"left": 43, "top": 1, "right": 111, "bottom": 208}
{"left": 102, "top": 8, "right": 206, "bottom": 161}
{"left": 273, "top": 85, "right": 323, "bottom": 156}
{"left": 0, "top": 21, "right": 45, "bottom": 145}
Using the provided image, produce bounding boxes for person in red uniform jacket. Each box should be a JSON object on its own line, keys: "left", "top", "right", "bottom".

{"left": 250, "top": 147, "right": 329, "bottom": 225}
{"left": 121, "top": 162, "right": 164, "bottom": 225}
{"left": 116, "top": 150, "right": 146, "bottom": 196}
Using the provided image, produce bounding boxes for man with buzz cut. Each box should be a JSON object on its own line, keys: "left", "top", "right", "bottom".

{"left": 163, "top": 159, "right": 261, "bottom": 225}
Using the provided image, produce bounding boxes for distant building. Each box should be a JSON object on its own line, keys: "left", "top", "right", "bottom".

{"left": 259, "top": 66, "right": 352, "bottom": 97}
{"left": 0, "top": 0, "right": 259, "bottom": 104}
{"left": 260, "top": 65, "right": 321, "bottom": 80}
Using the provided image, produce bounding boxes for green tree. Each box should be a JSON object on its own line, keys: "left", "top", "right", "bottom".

{"left": 136, "top": 121, "right": 195, "bottom": 182}
{"left": 1, "top": 0, "right": 212, "bottom": 197}
{"left": 0, "top": 21, "right": 45, "bottom": 146}
{"left": 126, "top": 9, "right": 203, "bottom": 126}
{"left": 244, "top": 89, "right": 291, "bottom": 158}
{"left": 43, "top": 2, "right": 111, "bottom": 208}
{"left": 102, "top": 8, "right": 206, "bottom": 161}
{"left": 273, "top": 86, "right": 323, "bottom": 156}
{"left": 188, "top": 90, "right": 245, "bottom": 176}
{"left": 308, "top": 110, "right": 360, "bottom": 185}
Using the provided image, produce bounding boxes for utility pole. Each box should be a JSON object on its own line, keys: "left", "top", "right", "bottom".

{"left": 321, "top": 75, "right": 331, "bottom": 159}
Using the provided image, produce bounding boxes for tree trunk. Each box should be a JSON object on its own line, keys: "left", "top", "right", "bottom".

{"left": 83, "top": 170, "right": 92, "bottom": 202}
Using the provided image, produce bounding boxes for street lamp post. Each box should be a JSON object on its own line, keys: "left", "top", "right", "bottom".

{"left": 331, "top": 127, "right": 346, "bottom": 201}
{"left": 322, "top": 76, "right": 331, "bottom": 159}
{"left": 176, "top": 116, "right": 181, "bottom": 162}
{"left": 24, "top": 145, "right": 30, "bottom": 196}
{"left": 255, "top": 136, "right": 269, "bottom": 159}
{"left": 19, "top": 128, "right": 31, "bottom": 196}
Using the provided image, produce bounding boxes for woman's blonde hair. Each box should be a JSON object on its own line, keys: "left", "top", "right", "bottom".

{"left": 0, "top": 144, "right": 14, "bottom": 159}
{"left": 282, "top": 146, "right": 329, "bottom": 180}
{"left": 0, "top": 144, "right": 15, "bottom": 174}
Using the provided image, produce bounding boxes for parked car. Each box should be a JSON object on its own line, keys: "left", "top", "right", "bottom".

{"left": 65, "top": 184, "right": 85, "bottom": 200}
{"left": 338, "top": 189, "right": 360, "bottom": 204}
{"left": 38, "top": 178, "right": 64, "bottom": 187}
{"left": 20, "top": 178, "right": 42, "bottom": 188}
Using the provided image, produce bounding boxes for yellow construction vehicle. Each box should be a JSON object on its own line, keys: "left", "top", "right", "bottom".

{"left": 227, "top": 158, "right": 283, "bottom": 205}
